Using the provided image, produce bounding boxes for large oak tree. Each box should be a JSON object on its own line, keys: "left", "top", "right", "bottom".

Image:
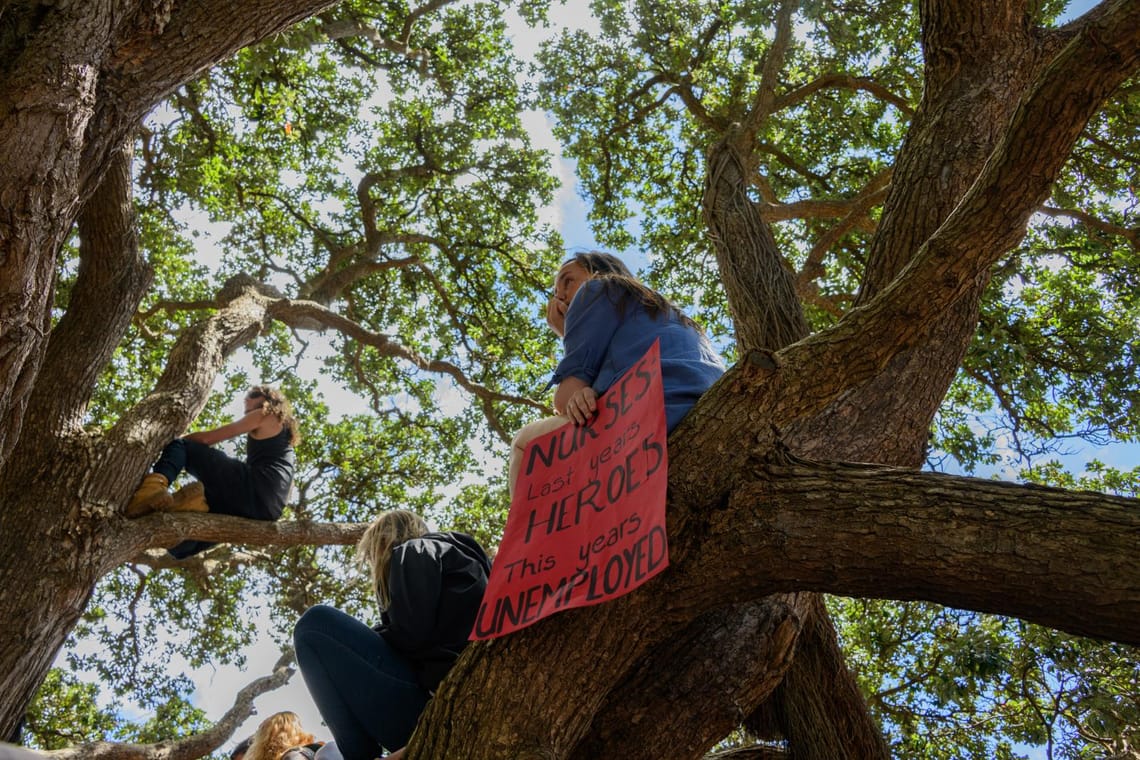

{"left": 1, "top": 0, "right": 1137, "bottom": 757}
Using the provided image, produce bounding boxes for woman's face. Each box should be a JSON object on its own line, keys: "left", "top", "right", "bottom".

{"left": 552, "top": 260, "right": 591, "bottom": 306}
{"left": 546, "top": 260, "right": 593, "bottom": 337}
{"left": 243, "top": 389, "right": 265, "bottom": 414}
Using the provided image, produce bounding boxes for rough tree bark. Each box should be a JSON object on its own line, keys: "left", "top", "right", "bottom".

{"left": 564, "top": 2, "right": 1132, "bottom": 756}
{"left": 697, "top": 134, "right": 888, "bottom": 759}
{"left": 0, "top": 0, "right": 341, "bottom": 737}
{"left": 0, "top": 0, "right": 339, "bottom": 469}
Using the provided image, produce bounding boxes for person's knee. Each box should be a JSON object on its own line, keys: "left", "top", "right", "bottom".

{"left": 510, "top": 426, "right": 531, "bottom": 451}
{"left": 294, "top": 605, "right": 340, "bottom": 644}
{"left": 296, "top": 604, "right": 338, "bottom": 629}
{"left": 512, "top": 415, "right": 565, "bottom": 450}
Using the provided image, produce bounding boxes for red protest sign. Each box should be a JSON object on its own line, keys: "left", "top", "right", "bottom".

{"left": 472, "top": 340, "right": 669, "bottom": 640}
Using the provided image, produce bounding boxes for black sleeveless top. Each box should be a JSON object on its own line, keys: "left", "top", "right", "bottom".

{"left": 246, "top": 426, "right": 295, "bottom": 512}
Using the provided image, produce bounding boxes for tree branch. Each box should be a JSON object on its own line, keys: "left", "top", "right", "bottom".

{"left": 568, "top": 598, "right": 806, "bottom": 760}
{"left": 108, "top": 515, "right": 367, "bottom": 576}
{"left": 794, "top": 168, "right": 892, "bottom": 296}
{"left": 107, "top": 277, "right": 275, "bottom": 467}
{"left": 702, "top": 135, "right": 811, "bottom": 353}
{"left": 117, "top": 275, "right": 538, "bottom": 501}
{"left": 267, "top": 298, "right": 546, "bottom": 412}
{"left": 775, "top": 73, "right": 915, "bottom": 116}
{"left": 105, "top": 0, "right": 341, "bottom": 118}
{"left": 1038, "top": 205, "right": 1139, "bottom": 249}
{"left": 43, "top": 651, "right": 296, "bottom": 760}
{"left": 23, "top": 143, "right": 152, "bottom": 448}
{"left": 778, "top": 0, "right": 1140, "bottom": 423}
{"left": 693, "top": 460, "right": 1140, "bottom": 645}
{"left": 744, "top": 595, "right": 891, "bottom": 759}
{"left": 302, "top": 249, "right": 423, "bottom": 305}
{"left": 740, "top": 0, "right": 796, "bottom": 144}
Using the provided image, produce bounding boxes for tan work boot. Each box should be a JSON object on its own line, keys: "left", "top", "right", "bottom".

{"left": 126, "top": 473, "right": 173, "bottom": 518}
{"left": 170, "top": 481, "right": 209, "bottom": 513}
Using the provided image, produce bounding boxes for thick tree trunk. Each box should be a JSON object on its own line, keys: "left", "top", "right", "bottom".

{"left": 0, "top": 0, "right": 341, "bottom": 737}
{"left": 0, "top": 0, "right": 1138, "bottom": 756}
{"left": 567, "top": 597, "right": 807, "bottom": 760}
{"left": 706, "top": 462, "right": 1140, "bottom": 645}
{"left": 705, "top": 132, "right": 810, "bottom": 357}
{"left": 790, "top": 1, "right": 1086, "bottom": 465}
{"left": 727, "top": 9, "right": 1052, "bottom": 741}
{"left": 0, "top": 278, "right": 272, "bottom": 734}
{"left": 0, "top": 1, "right": 340, "bottom": 471}
{"left": 0, "top": 144, "right": 149, "bottom": 739}
{"left": 408, "top": 435, "right": 1140, "bottom": 759}
{"left": 0, "top": 13, "right": 101, "bottom": 465}
{"left": 746, "top": 596, "right": 891, "bottom": 759}
{"left": 692, "top": 133, "right": 887, "bottom": 759}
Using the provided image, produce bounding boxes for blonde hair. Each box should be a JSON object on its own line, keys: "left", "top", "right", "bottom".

{"left": 244, "top": 711, "right": 315, "bottom": 760}
{"left": 246, "top": 385, "right": 301, "bottom": 446}
{"left": 356, "top": 509, "right": 430, "bottom": 609}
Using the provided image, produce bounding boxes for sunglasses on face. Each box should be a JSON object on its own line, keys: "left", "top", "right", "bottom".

{"left": 246, "top": 391, "right": 265, "bottom": 400}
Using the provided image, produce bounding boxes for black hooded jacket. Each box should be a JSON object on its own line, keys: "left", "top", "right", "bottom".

{"left": 376, "top": 531, "right": 492, "bottom": 692}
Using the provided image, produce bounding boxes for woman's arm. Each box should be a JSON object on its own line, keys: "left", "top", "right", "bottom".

{"left": 384, "top": 540, "right": 444, "bottom": 651}
{"left": 551, "top": 280, "right": 622, "bottom": 424}
{"left": 182, "top": 410, "right": 267, "bottom": 446}
{"left": 553, "top": 377, "right": 598, "bottom": 424}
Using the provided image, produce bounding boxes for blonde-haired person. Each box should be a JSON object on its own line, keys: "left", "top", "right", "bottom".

{"left": 126, "top": 385, "right": 299, "bottom": 558}
{"left": 243, "top": 711, "right": 323, "bottom": 760}
{"left": 293, "top": 510, "right": 491, "bottom": 760}
{"left": 508, "top": 251, "right": 725, "bottom": 495}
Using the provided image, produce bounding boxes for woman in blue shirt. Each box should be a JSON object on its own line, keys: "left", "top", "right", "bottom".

{"left": 508, "top": 251, "right": 724, "bottom": 495}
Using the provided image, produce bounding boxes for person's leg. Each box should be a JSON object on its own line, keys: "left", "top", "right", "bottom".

{"left": 294, "top": 605, "right": 428, "bottom": 759}
{"left": 182, "top": 441, "right": 255, "bottom": 517}
{"left": 127, "top": 439, "right": 188, "bottom": 517}
{"left": 166, "top": 441, "right": 257, "bottom": 558}
{"left": 151, "top": 438, "right": 188, "bottom": 484}
{"left": 165, "top": 539, "right": 212, "bottom": 559}
{"left": 508, "top": 415, "right": 570, "bottom": 497}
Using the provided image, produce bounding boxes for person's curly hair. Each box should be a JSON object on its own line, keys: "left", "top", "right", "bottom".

{"left": 244, "top": 711, "right": 315, "bottom": 760}
{"left": 246, "top": 385, "right": 301, "bottom": 446}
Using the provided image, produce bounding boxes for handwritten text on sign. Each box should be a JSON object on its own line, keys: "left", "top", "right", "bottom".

{"left": 472, "top": 341, "right": 669, "bottom": 639}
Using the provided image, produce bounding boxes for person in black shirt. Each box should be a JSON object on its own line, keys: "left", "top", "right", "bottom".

{"left": 125, "top": 385, "right": 299, "bottom": 558}
{"left": 294, "top": 510, "right": 491, "bottom": 760}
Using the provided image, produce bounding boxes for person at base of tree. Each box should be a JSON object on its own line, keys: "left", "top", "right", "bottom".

{"left": 293, "top": 510, "right": 492, "bottom": 760}
{"left": 244, "top": 711, "right": 323, "bottom": 760}
{"left": 508, "top": 250, "right": 726, "bottom": 495}
{"left": 125, "top": 385, "right": 299, "bottom": 559}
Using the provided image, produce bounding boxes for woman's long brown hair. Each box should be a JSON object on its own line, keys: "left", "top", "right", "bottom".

{"left": 568, "top": 251, "right": 700, "bottom": 331}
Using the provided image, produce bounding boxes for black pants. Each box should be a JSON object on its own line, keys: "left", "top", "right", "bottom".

{"left": 152, "top": 438, "right": 277, "bottom": 558}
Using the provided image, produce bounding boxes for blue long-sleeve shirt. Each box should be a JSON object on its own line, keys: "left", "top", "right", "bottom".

{"left": 551, "top": 279, "right": 725, "bottom": 432}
